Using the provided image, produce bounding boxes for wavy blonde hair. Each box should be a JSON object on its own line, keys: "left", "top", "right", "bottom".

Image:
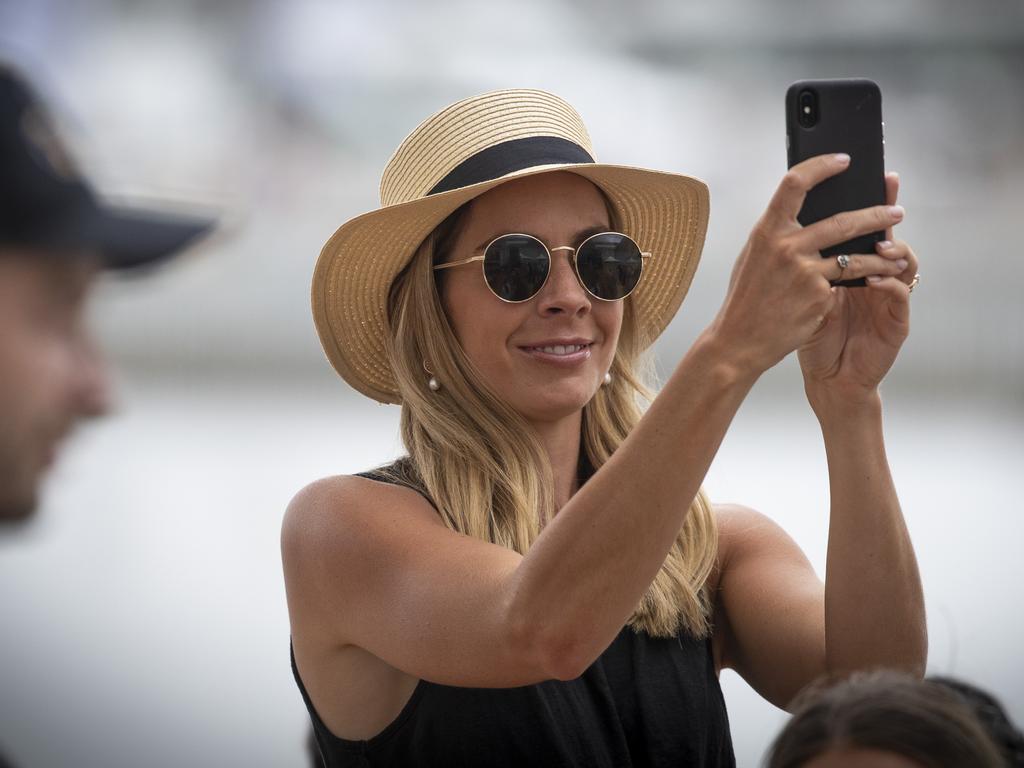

{"left": 380, "top": 195, "right": 718, "bottom": 638}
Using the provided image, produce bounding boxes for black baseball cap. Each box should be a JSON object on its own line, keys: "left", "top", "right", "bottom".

{"left": 0, "top": 64, "right": 214, "bottom": 269}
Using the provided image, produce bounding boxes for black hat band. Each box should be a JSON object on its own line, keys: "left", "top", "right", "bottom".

{"left": 427, "top": 136, "right": 594, "bottom": 196}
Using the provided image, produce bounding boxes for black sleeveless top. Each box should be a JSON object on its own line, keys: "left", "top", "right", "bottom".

{"left": 291, "top": 462, "right": 735, "bottom": 767}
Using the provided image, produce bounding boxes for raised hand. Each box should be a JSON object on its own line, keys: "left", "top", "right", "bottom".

{"left": 708, "top": 153, "right": 908, "bottom": 380}
{"left": 797, "top": 171, "right": 919, "bottom": 408}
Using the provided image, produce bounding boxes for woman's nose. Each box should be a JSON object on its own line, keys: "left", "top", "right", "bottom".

{"left": 536, "top": 249, "right": 591, "bottom": 317}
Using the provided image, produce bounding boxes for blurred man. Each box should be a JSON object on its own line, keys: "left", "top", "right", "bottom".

{"left": 0, "top": 63, "right": 213, "bottom": 521}
{"left": 0, "top": 59, "right": 214, "bottom": 767}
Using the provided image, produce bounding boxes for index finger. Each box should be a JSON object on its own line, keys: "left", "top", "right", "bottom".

{"left": 767, "top": 153, "right": 852, "bottom": 223}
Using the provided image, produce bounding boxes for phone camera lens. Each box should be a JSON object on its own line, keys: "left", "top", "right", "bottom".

{"left": 798, "top": 90, "right": 818, "bottom": 128}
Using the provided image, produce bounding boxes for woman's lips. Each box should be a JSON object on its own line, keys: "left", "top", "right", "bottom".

{"left": 518, "top": 343, "right": 593, "bottom": 366}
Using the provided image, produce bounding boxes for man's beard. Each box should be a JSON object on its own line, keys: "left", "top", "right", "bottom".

{"left": 0, "top": 494, "right": 38, "bottom": 526}
{"left": 0, "top": 454, "right": 41, "bottom": 526}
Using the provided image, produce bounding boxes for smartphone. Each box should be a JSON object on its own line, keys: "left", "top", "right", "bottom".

{"left": 786, "top": 78, "right": 886, "bottom": 287}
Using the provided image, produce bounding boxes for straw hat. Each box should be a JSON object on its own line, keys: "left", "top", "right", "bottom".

{"left": 312, "top": 88, "right": 710, "bottom": 404}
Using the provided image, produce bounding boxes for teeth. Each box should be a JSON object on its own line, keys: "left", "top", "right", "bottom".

{"left": 536, "top": 344, "right": 586, "bottom": 355}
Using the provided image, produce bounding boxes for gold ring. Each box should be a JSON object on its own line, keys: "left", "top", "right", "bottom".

{"left": 908, "top": 273, "right": 920, "bottom": 294}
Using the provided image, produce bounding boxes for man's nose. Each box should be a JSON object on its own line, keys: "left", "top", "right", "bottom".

{"left": 536, "top": 248, "right": 591, "bottom": 317}
{"left": 74, "top": 335, "right": 112, "bottom": 418}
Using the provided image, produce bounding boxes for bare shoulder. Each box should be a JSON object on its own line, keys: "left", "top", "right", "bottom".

{"left": 281, "top": 473, "right": 445, "bottom": 642}
{"left": 713, "top": 501, "right": 799, "bottom": 569}
{"left": 707, "top": 502, "right": 810, "bottom": 627}
{"left": 282, "top": 474, "right": 443, "bottom": 559}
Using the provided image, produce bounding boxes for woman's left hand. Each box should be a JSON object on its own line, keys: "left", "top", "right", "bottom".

{"left": 797, "top": 172, "right": 919, "bottom": 408}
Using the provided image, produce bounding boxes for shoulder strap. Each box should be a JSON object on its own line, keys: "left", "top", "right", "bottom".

{"left": 356, "top": 457, "right": 439, "bottom": 512}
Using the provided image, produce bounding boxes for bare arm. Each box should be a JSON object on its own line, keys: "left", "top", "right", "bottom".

{"left": 716, "top": 171, "right": 926, "bottom": 707}
{"left": 714, "top": 402, "right": 927, "bottom": 710}
{"left": 818, "top": 395, "right": 926, "bottom": 676}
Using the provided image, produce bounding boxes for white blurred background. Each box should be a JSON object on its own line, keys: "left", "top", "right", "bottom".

{"left": 1, "top": 0, "right": 1022, "bottom": 765}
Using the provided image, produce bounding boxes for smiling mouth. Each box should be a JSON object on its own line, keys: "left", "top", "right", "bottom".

{"left": 521, "top": 343, "right": 591, "bottom": 356}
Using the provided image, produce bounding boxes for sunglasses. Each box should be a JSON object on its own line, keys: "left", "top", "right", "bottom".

{"left": 433, "top": 231, "right": 651, "bottom": 303}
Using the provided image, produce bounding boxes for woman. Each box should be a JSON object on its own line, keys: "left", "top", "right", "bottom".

{"left": 282, "top": 89, "right": 926, "bottom": 766}
{"left": 764, "top": 671, "right": 1005, "bottom": 767}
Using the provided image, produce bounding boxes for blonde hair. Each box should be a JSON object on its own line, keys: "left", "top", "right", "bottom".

{"left": 381, "top": 198, "right": 718, "bottom": 638}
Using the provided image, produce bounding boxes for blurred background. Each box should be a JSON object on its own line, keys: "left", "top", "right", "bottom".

{"left": 1, "top": 0, "right": 1022, "bottom": 765}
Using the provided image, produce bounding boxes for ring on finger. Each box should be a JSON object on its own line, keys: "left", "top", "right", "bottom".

{"left": 835, "top": 254, "right": 850, "bottom": 281}
{"left": 908, "top": 273, "right": 921, "bottom": 294}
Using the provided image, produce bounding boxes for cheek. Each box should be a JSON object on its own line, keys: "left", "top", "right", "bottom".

{"left": 0, "top": 333, "right": 58, "bottom": 436}
{"left": 598, "top": 304, "right": 624, "bottom": 356}
{"left": 441, "top": 281, "right": 514, "bottom": 370}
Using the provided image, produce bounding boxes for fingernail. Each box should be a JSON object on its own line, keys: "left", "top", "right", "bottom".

{"left": 835, "top": 153, "right": 851, "bottom": 164}
{"left": 877, "top": 240, "right": 894, "bottom": 251}
{"left": 896, "top": 259, "right": 908, "bottom": 269}
{"left": 866, "top": 275, "right": 883, "bottom": 283}
{"left": 888, "top": 205, "right": 905, "bottom": 219}
{"left": 887, "top": 171, "right": 900, "bottom": 180}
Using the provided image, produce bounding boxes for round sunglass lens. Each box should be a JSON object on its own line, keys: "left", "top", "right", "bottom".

{"left": 483, "top": 235, "right": 550, "bottom": 302}
{"left": 576, "top": 233, "right": 643, "bottom": 300}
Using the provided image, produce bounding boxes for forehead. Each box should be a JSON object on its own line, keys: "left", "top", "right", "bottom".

{"left": 462, "top": 172, "right": 611, "bottom": 233}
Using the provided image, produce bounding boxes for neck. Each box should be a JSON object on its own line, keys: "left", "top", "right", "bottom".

{"left": 529, "top": 410, "right": 584, "bottom": 515}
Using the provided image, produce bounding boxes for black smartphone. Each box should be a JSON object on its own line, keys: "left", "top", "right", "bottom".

{"left": 786, "top": 78, "right": 886, "bottom": 287}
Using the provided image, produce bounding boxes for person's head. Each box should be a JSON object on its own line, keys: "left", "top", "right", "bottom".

{"left": 765, "top": 671, "right": 1006, "bottom": 768}
{"left": 0, "top": 64, "right": 213, "bottom": 521}
{"left": 312, "top": 89, "right": 715, "bottom": 638}
{"left": 0, "top": 248, "right": 110, "bottom": 520}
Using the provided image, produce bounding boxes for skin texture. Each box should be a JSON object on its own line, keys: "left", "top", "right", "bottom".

{"left": 282, "top": 160, "right": 926, "bottom": 742}
{"left": 0, "top": 249, "right": 109, "bottom": 521}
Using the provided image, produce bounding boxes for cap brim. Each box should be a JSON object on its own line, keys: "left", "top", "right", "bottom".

{"left": 44, "top": 199, "right": 215, "bottom": 270}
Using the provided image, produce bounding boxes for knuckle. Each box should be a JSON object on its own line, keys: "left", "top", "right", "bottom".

{"left": 778, "top": 238, "right": 802, "bottom": 263}
{"left": 853, "top": 255, "right": 891, "bottom": 275}
{"left": 780, "top": 170, "right": 804, "bottom": 194}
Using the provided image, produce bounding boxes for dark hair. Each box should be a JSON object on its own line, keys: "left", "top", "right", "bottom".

{"left": 929, "top": 676, "right": 1024, "bottom": 767}
{"left": 765, "top": 671, "right": 1005, "bottom": 768}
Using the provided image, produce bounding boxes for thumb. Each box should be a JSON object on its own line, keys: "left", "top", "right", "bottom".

{"left": 866, "top": 276, "right": 910, "bottom": 325}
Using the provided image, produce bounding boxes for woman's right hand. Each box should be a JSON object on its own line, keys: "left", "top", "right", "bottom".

{"left": 706, "top": 153, "right": 907, "bottom": 377}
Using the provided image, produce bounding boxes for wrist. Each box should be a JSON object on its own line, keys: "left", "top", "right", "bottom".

{"left": 807, "top": 386, "right": 883, "bottom": 426}
{"left": 695, "top": 325, "right": 765, "bottom": 389}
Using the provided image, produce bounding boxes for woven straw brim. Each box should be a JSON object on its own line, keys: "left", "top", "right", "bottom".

{"left": 312, "top": 163, "right": 710, "bottom": 404}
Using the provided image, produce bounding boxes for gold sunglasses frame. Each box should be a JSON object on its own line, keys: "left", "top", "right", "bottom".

{"left": 432, "top": 231, "right": 652, "bottom": 304}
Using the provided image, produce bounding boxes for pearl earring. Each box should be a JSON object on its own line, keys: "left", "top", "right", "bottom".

{"left": 423, "top": 360, "right": 440, "bottom": 392}
{"left": 603, "top": 371, "right": 612, "bottom": 386}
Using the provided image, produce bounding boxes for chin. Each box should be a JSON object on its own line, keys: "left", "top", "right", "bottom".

{"left": 514, "top": 385, "right": 596, "bottom": 424}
